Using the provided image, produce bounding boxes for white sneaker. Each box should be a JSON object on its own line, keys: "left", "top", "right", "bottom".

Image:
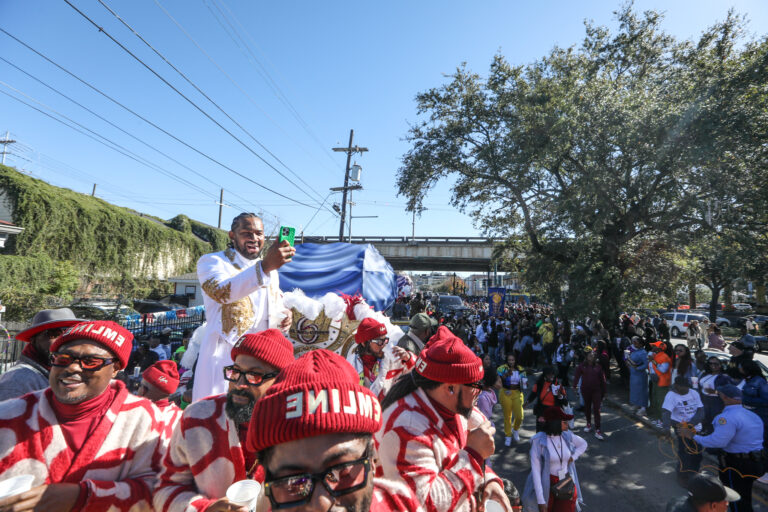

{"left": 594, "top": 430, "right": 605, "bottom": 440}
{"left": 584, "top": 424, "right": 592, "bottom": 433}
{"left": 513, "top": 430, "right": 520, "bottom": 442}
{"left": 505, "top": 436, "right": 512, "bottom": 446}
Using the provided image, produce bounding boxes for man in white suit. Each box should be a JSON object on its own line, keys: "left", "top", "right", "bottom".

{"left": 193, "top": 213, "right": 295, "bottom": 401}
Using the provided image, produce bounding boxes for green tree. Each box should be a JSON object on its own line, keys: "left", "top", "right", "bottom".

{"left": 397, "top": 6, "right": 768, "bottom": 324}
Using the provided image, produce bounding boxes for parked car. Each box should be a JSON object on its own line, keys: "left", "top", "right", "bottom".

{"left": 733, "top": 303, "right": 753, "bottom": 312}
{"left": 745, "top": 315, "right": 768, "bottom": 331}
{"left": 662, "top": 312, "right": 709, "bottom": 338}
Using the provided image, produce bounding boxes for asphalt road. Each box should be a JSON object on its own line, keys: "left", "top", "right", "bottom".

{"left": 487, "top": 388, "right": 768, "bottom": 511}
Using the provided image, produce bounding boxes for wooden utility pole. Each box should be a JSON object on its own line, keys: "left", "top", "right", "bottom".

{"left": 91, "top": 184, "right": 97, "bottom": 196}
{"left": 332, "top": 130, "right": 368, "bottom": 242}
{"left": 0, "top": 131, "right": 16, "bottom": 165}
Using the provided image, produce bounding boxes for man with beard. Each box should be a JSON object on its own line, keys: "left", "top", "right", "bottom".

{"left": 0, "top": 320, "right": 163, "bottom": 511}
{"left": 154, "top": 329, "right": 294, "bottom": 512}
{"left": 248, "top": 349, "right": 417, "bottom": 511}
{"left": 193, "top": 212, "right": 295, "bottom": 400}
{"left": 0, "top": 308, "right": 81, "bottom": 401}
{"left": 376, "top": 326, "right": 514, "bottom": 511}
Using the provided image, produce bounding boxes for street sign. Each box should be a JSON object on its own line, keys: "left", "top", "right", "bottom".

{"left": 0, "top": 305, "right": 5, "bottom": 313}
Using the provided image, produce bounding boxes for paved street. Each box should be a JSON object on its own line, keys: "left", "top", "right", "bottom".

{"left": 488, "top": 388, "right": 768, "bottom": 511}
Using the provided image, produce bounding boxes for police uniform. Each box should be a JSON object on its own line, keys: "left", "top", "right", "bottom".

{"left": 693, "top": 404, "right": 765, "bottom": 512}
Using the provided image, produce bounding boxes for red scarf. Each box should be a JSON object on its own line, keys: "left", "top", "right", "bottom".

{"left": 50, "top": 385, "right": 117, "bottom": 452}
{"left": 426, "top": 393, "right": 459, "bottom": 435}
{"left": 360, "top": 354, "right": 380, "bottom": 383}
{"left": 22, "top": 343, "right": 51, "bottom": 371}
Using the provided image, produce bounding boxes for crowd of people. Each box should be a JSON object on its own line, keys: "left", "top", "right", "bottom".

{"left": 0, "top": 212, "right": 764, "bottom": 511}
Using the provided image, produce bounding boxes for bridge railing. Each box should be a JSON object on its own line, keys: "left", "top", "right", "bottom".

{"left": 298, "top": 236, "right": 504, "bottom": 244}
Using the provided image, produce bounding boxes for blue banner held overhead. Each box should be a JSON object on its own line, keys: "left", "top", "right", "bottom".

{"left": 488, "top": 287, "right": 506, "bottom": 317}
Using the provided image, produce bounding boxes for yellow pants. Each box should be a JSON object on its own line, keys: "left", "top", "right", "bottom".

{"left": 499, "top": 388, "right": 524, "bottom": 435}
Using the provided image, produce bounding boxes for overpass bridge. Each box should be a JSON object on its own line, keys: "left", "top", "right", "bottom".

{"left": 296, "top": 236, "right": 506, "bottom": 271}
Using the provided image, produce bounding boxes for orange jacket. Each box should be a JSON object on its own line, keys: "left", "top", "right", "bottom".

{"left": 651, "top": 352, "right": 672, "bottom": 387}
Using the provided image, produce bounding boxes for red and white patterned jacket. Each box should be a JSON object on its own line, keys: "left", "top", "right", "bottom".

{"left": 0, "top": 381, "right": 162, "bottom": 512}
{"left": 153, "top": 399, "right": 183, "bottom": 468}
{"left": 374, "top": 388, "right": 502, "bottom": 512}
{"left": 154, "top": 394, "right": 262, "bottom": 512}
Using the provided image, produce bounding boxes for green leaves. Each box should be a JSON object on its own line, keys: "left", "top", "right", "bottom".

{"left": 397, "top": 4, "right": 768, "bottom": 322}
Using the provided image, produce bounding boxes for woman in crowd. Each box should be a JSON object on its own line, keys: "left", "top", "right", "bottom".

{"left": 595, "top": 340, "right": 611, "bottom": 382}
{"left": 477, "top": 365, "right": 501, "bottom": 467}
{"left": 498, "top": 353, "right": 529, "bottom": 445}
{"left": 707, "top": 325, "right": 726, "bottom": 351}
{"left": 522, "top": 407, "right": 587, "bottom": 512}
{"left": 573, "top": 347, "right": 607, "bottom": 440}
{"left": 671, "top": 345, "right": 697, "bottom": 385}
{"left": 626, "top": 336, "right": 649, "bottom": 416}
{"left": 697, "top": 356, "right": 725, "bottom": 434}
{"left": 741, "top": 360, "right": 768, "bottom": 453}
{"left": 529, "top": 367, "right": 567, "bottom": 422}
{"left": 686, "top": 320, "right": 701, "bottom": 350}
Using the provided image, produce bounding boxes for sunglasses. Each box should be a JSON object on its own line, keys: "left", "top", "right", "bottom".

{"left": 370, "top": 337, "right": 389, "bottom": 346}
{"left": 50, "top": 352, "right": 115, "bottom": 371}
{"left": 223, "top": 365, "right": 279, "bottom": 386}
{"left": 465, "top": 380, "right": 484, "bottom": 391}
{"left": 264, "top": 451, "right": 371, "bottom": 509}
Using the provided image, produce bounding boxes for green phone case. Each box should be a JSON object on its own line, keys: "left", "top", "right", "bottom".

{"left": 278, "top": 226, "right": 296, "bottom": 246}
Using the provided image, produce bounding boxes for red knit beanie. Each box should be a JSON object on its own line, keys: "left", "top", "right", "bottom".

{"left": 231, "top": 329, "right": 295, "bottom": 370}
{"left": 142, "top": 360, "right": 179, "bottom": 394}
{"left": 51, "top": 320, "right": 133, "bottom": 368}
{"left": 355, "top": 317, "right": 387, "bottom": 344}
{"left": 246, "top": 349, "right": 382, "bottom": 453}
{"left": 414, "top": 326, "right": 483, "bottom": 384}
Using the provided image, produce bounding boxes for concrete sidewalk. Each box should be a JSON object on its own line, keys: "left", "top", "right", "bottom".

{"left": 600, "top": 373, "right": 768, "bottom": 503}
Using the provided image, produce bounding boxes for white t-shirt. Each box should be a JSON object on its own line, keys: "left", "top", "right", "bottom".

{"left": 662, "top": 390, "right": 703, "bottom": 423}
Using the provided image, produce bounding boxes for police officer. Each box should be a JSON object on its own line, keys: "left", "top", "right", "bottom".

{"left": 678, "top": 384, "right": 764, "bottom": 512}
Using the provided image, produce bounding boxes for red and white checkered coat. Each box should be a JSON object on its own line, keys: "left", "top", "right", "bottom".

{"left": 154, "top": 394, "right": 260, "bottom": 512}
{"left": 0, "top": 380, "right": 162, "bottom": 512}
{"left": 374, "top": 388, "right": 502, "bottom": 512}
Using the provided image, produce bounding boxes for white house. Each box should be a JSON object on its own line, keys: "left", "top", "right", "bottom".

{"left": 167, "top": 272, "right": 204, "bottom": 307}
{"left": 0, "top": 219, "right": 23, "bottom": 248}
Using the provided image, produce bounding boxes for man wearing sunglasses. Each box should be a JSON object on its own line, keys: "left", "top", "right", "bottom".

{"left": 0, "top": 320, "right": 165, "bottom": 512}
{"left": 248, "top": 349, "right": 417, "bottom": 511}
{"left": 347, "top": 317, "right": 413, "bottom": 399}
{"left": 376, "top": 326, "right": 514, "bottom": 511}
{"left": 155, "top": 329, "right": 294, "bottom": 512}
{"left": 0, "top": 307, "right": 81, "bottom": 401}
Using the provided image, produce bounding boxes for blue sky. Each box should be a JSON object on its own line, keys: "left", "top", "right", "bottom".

{"left": 1, "top": 0, "right": 766, "bottom": 239}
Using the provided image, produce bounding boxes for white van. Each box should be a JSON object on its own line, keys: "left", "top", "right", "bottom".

{"left": 661, "top": 312, "right": 710, "bottom": 338}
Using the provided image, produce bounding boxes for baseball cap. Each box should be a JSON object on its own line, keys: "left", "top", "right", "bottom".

{"left": 688, "top": 473, "right": 739, "bottom": 503}
{"left": 410, "top": 313, "right": 438, "bottom": 331}
{"left": 716, "top": 384, "right": 742, "bottom": 400}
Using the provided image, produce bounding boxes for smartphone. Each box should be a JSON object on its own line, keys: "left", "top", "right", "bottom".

{"left": 278, "top": 226, "right": 295, "bottom": 247}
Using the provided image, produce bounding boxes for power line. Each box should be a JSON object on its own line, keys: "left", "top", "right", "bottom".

{"left": 0, "top": 55, "right": 256, "bottom": 214}
{"left": 61, "top": 0, "right": 331, "bottom": 213}
{"left": 150, "top": 0, "right": 339, "bottom": 179}
{"left": 0, "top": 82, "right": 219, "bottom": 201}
{"left": 95, "top": 0, "right": 331, "bottom": 207}
{"left": 211, "top": 0, "right": 343, "bottom": 173}
{"left": 0, "top": 27, "right": 310, "bottom": 212}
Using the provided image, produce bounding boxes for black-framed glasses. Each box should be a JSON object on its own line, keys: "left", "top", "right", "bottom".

{"left": 50, "top": 352, "right": 115, "bottom": 371}
{"left": 264, "top": 452, "right": 372, "bottom": 509}
{"left": 223, "top": 365, "right": 279, "bottom": 386}
{"left": 465, "top": 380, "right": 484, "bottom": 391}
{"left": 370, "top": 337, "right": 389, "bottom": 346}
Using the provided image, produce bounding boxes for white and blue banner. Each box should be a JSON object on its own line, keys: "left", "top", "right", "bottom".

{"left": 278, "top": 242, "right": 397, "bottom": 313}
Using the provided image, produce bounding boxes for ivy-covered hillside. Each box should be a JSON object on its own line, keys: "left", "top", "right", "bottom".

{"left": 0, "top": 165, "right": 228, "bottom": 320}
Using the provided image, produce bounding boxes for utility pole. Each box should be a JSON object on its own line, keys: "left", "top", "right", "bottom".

{"left": 218, "top": 188, "right": 224, "bottom": 229}
{"left": 91, "top": 184, "right": 97, "bottom": 196}
{"left": 332, "top": 130, "right": 368, "bottom": 242}
{"left": 1, "top": 131, "right": 16, "bottom": 165}
{"left": 411, "top": 207, "right": 427, "bottom": 243}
